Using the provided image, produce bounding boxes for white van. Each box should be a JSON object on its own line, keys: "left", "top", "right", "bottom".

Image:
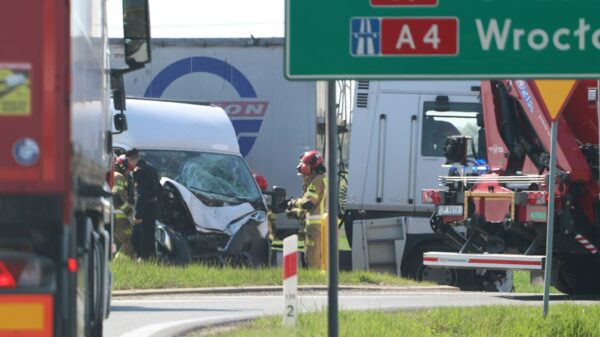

{"left": 113, "top": 98, "right": 272, "bottom": 266}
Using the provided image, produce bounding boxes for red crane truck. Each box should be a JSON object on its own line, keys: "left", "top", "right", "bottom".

{"left": 0, "top": 0, "right": 150, "bottom": 336}
{"left": 422, "top": 80, "right": 600, "bottom": 295}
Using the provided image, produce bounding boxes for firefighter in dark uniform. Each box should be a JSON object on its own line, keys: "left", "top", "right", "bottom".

{"left": 126, "top": 148, "right": 161, "bottom": 260}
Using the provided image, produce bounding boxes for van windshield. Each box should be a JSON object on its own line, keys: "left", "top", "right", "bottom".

{"left": 139, "top": 150, "right": 262, "bottom": 203}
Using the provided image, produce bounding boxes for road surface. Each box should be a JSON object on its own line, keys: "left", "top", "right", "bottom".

{"left": 106, "top": 290, "right": 597, "bottom": 337}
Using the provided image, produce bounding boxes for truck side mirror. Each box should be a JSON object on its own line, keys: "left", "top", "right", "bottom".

{"left": 269, "top": 186, "right": 287, "bottom": 214}
{"left": 123, "top": 0, "right": 151, "bottom": 67}
{"left": 113, "top": 113, "right": 128, "bottom": 134}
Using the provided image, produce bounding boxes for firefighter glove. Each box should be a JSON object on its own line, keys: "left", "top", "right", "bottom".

{"left": 285, "top": 208, "right": 298, "bottom": 219}
{"left": 286, "top": 199, "right": 296, "bottom": 210}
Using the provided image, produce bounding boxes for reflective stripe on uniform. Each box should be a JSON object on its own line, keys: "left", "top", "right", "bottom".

{"left": 114, "top": 209, "right": 128, "bottom": 220}
{"left": 307, "top": 215, "right": 323, "bottom": 225}
{"left": 120, "top": 203, "right": 132, "bottom": 213}
{"left": 305, "top": 191, "right": 319, "bottom": 199}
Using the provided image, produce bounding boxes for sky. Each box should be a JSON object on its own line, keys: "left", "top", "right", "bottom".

{"left": 107, "top": 0, "right": 285, "bottom": 38}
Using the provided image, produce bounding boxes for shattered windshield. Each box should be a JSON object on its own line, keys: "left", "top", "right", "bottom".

{"left": 139, "top": 150, "right": 262, "bottom": 203}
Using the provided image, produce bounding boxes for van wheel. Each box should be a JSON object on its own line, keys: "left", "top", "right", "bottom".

{"left": 169, "top": 232, "right": 192, "bottom": 266}
{"left": 251, "top": 238, "right": 271, "bottom": 267}
{"left": 235, "top": 243, "right": 268, "bottom": 268}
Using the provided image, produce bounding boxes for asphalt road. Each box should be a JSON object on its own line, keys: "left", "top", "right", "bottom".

{"left": 105, "top": 289, "right": 598, "bottom": 337}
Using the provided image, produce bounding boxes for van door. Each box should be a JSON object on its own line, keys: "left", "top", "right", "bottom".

{"left": 413, "top": 95, "right": 483, "bottom": 214}
{"left": 358, "top": 93, "right": 419, "bottom": 212}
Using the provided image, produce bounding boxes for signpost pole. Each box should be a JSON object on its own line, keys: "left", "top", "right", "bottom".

{"left": 543, "top": 120, "right": 558, "bottom": 317}
{"left": 327, "top": 80, "right": 339, "bottom": 337}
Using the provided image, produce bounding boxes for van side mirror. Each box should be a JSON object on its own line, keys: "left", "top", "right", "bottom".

{"left": 123, "top": 0, "right": 151, "bottom": 67}
{"left": 113, "top": 113, "right": 128, "bottom": 134}
{"left": 269, "top": 186, "right": 288, "bottom": 214}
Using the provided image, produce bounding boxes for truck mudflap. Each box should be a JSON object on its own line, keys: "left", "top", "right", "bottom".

{"left": 423, "top": 251, "right": 545, "bottom": 270}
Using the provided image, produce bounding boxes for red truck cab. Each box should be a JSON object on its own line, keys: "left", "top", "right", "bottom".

{"left": 0, "top": 1, "right": 151, "bottom": 336}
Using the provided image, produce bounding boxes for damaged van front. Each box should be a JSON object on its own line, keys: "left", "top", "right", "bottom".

{"left": 113, "top": 98, "right": 270, "bottom": 266}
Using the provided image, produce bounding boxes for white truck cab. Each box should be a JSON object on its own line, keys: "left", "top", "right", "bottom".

{"left": 345, "top": 80, "right": 507, "bottom": 290}
{"left": 113, "top": 98, "right": 271, "bottom": 266}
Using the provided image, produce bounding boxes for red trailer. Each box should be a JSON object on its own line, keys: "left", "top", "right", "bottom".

{"left": 0, "top": 1, "right": 150, "bottom": 336}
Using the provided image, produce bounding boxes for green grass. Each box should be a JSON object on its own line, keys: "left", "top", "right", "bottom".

{"left": 112, "top": 256, "right": 559, "bottom": 292}
{"left": 111, "top": 258, "right": 427, "bottom": 290}
{"left": 189, "top": 304, "right": 600, "bottom": 337}
{"left": 513, "top": 271, "right": 561, "bottom": 294}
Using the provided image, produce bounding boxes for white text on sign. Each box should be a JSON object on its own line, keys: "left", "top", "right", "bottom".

{"left": 351, "top": 17, "right": 458, "bottom": 56}
{"left": 476, "top": 18, "right": 600, "bottom": 51}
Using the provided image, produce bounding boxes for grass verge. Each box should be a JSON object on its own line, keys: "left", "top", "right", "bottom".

{"left": 513, "top": 270, "right": 560, "bottom": 294}
{"left": 111, "top": 258, "right": 428, "bottom": 290}
{"left": 113, "top": 258, "right": 560, "bottom": 293}
{"left": 189, "top": 304, "right": 600, "bottom": 337}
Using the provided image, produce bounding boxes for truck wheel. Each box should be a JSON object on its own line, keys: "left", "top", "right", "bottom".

{"left": 402, "top": 243, "right": 458, "bottom": 286}
{"left": 89, "top": 231, "right": 105, "bottom": 337}
{"left": 169, "top": 232, "right": 192, "bottom": 266}
{"left": 555, "top": 253, "right": 600, "bottom": 295}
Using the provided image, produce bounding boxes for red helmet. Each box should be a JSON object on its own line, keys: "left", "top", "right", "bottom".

{"left": 297, "top": 150, "right": 323, "bottom": 176}
{"left": 115, "top": 154, "right": 129, "bottom": 173}
{"left": 254, "top": 174, "right": 268, "bottom": 191}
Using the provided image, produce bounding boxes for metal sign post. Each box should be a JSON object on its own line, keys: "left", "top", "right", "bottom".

{"left": 532, "top": 80, "right": 578, "bottom": 317}
{"left": 326, "top": 80, "right": 339, "bottom": 337}
{"left": 543, "top": 120, "right": 558, "bottom": 317}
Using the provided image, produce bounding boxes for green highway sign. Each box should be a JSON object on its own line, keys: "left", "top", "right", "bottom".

{"left": 285, "top": 0, "right": 600, "bottom": 79}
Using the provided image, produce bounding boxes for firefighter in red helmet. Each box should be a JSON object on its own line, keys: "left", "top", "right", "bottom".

{"left": 112, "top": 154, "right": 135, "bottom": 258}
{"left": 286, "top": 150, "right": 327, "bottom": 268}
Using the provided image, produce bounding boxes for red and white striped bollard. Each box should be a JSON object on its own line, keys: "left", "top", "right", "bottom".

{"left": 283, "top": 234, "right": 298, "bottom": 327}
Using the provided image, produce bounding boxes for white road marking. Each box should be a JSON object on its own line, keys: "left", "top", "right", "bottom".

{"left": 118, "top": 312, "right": 261, "bottom": 337}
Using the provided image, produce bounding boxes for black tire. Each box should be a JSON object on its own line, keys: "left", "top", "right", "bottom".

{"left": 60, "top": 226, "right": 78, "bottom": 337}
{"left": 251, "top": 237, "right": 271, "bottom": 267}
{"left": 89, "top": 231, "right": 104, "bottom": 337}
{"left": 402, "top": 243, "right": 458, "bottom": 286}
{"left": 169, "top": 232, "right": 192, "bottom": 266}
{"left": 555, "top": 253, "right": 600, "bottom": 295}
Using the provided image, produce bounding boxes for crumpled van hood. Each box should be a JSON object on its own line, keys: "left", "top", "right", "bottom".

{"left": 161, "top": 177, "right": 256, "bottom": 234}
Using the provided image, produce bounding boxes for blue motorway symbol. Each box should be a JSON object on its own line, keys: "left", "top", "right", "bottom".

{"left": 351, "top": 18, "right": 381, "bottom": 56}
